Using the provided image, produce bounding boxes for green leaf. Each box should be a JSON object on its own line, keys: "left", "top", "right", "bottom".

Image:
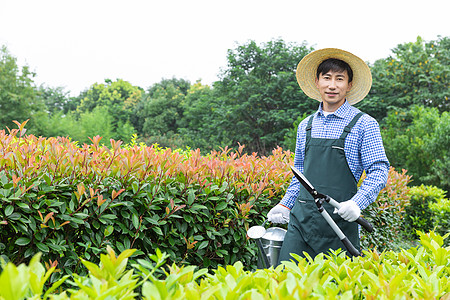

{"left": 43, "top": 275, "right": 70, "bottom": 299}
{"left": 206, "top": 231, "right": 216, "bottom": 240}
{"left": 219, "top": 182, "right": 229, "bottom": 193}
{"left": 15, "top": 237, "right": 31, "bottom": 246}
{"left": 183, "top": 215, "right": 193, "bottom": 222}
{"left": 36, "top": 243, "right": 50, "bottom": 252}
{"left": 49, "top": 201, "right": 65, "bottom": 207}
{"left": 42, "top": 174, "right": 52, "bottom": 185}
{"left": 188, "top": 189, "right": 196, "bottom": 205}
{"left": 144, "top": 216, "right": 160, "bottom": 225}
{"left": 68, "top": 198, "right": 76, "bottom": 212}
{"left": 48, "top": 244, "right": 63, "bottom": 252}
{"left": 190, "top": 204, "right": 207, "bottom": 211}
{"left": 73, "top": 213, "right": 88, "bottom": 219}
{"left": 0, "top": 171, "right": 8, "bottom": 185}
{"left": 4, "top": 205, "right": 14, "bottom": 216}
{"left": 16, "top": 202, "right": 30, "bottom": 210}
{"left": 197, "top": 241, "right": 208, "bottom": 250}
{"left": 216, "top": 201, "right": 228, "bottom": 211}
{"left": 0, "top": 263, "right": 29, "bottom": 300}
{"left": 8, "top": 212, "right": 21, "bottom": 220}
{"left": 99, "top": 214, "right": 118, "bottom": 224}
{"left": 152, "top": 226, "right": 163, "bottom": 236}
{"left": 104, "top": 225, "right": 114, "bottom": 237}
{"left": 132, "top": 214, "right": 140, "bottom": 229}
{"left": 92, "top": 220, "right": 100, "bottom": 229}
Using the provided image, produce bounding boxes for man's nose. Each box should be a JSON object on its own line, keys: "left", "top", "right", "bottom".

{"left": 328, "top": 79, "right": 337, "bottom": 89}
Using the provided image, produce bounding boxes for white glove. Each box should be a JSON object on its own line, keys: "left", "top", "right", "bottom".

{"left": 336, "top": 200, "right": 360, "bottom": 222}
{"left": 267, "top": 204, "right": 290, "bottom": 224}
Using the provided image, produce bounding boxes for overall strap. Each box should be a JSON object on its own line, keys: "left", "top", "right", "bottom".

{"left": 305, "top": 115, "right": 314, "bottom": 139}
{"left": 339, "top": 112, "right": 364, "bottom": 140}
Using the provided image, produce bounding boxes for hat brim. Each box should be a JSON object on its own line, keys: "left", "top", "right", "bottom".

{"left": 296, "top": 48, "right": 372, "bottom": 105}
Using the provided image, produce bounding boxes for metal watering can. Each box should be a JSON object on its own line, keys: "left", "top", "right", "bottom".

{"left": 247, "top": 220, "right": 286, "bottom": 269}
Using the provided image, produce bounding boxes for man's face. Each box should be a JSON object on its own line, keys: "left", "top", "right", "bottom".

{"left": 315, "top": 70, "right": 353, "bottom": 111}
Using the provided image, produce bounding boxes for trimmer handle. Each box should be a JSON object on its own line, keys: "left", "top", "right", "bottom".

{"left": 341, "top": 237, "right": 361, "bottom": 257}
{"left": 326, "top": 196, "right": 374, "bottom": 233}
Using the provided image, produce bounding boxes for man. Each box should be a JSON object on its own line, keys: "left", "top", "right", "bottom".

{"left": 268, "top": 48, "right": 389, "bottom": 263}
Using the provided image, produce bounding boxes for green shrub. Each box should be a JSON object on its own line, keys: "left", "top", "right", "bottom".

{"left": 0, "top": 121, "right": 434, "bottom": 285}
{"left": 381, "top": 105, "right": 450, "bottom": 194}
{"left": 405, "top": 184, "right": 447, "bottom": 240}
{"left": 0, "top": 123, "right": 292, "bottom": 285}
{"left": 360, "top": 167, "right": 412, "bottom": 252}
{"left": 1, "top": 231, "right": 449, "bottom": 299}
{"left": 430, "top": 193, "right": 450, "bottom": 246}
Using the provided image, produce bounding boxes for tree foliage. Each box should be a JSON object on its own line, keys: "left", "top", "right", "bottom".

{"left": 212, "top": 39, "right": 315, "bottom": 154}
{"left": 381, "top": 105, "right": 450, "bottom": 193}
{"left": 358, "top": 36, "right": 449, "bottom": 121}
{"left": 76, "top": 79, "right": 142, "bottom": 141}
{"left": 0, "top": 46, "right": 43, "bottom": 132}
{"left": 135, "top": 78, "right": 188, "bottom": 136}
{"left": 177, "top": 81, "right": 226, "bottom": 152}
{"left": 132, "top": 78, "right": 191, "bottom": 149}
{"left": 0, "top": 36, "right": 448, "bottom": 191}
{"left": 36, "top": 85, "right": 72, "bottom": 115}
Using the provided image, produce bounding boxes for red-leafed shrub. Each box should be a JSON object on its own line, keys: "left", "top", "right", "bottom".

{"left": 360, "top": 167, "right": 412, "bottom": 251}
{"left": 0, "top": 122, "right": 292, "bottom": 281}
{"left": 0, "top": 121, "right": 414, "bottom": 284}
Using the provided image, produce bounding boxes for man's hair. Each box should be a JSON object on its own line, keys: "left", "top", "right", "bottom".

{"left": 316, "top": 58, "right": 353, "bottom": 82}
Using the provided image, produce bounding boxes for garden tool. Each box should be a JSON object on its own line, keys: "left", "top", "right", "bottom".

{"left": 290, "top": 165, "right": 373, "bottom": 257}
{"left": 247, "top": 220, "right": 286, "bottom": 268}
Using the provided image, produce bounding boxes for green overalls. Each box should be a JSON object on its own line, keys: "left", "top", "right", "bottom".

{"left": 278, "top": 112, "right": 364, "bottom": 263}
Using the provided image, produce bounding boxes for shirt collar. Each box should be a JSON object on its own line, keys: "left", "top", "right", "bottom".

{"left": 317, "top": 100, "right": 352, "bottom": 119}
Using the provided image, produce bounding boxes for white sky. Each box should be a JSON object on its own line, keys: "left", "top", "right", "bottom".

{"left": 1, "top": 0, "right": 448, "bottom": 96}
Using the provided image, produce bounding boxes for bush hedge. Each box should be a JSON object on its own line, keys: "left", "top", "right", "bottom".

{"left": 1, "top": 231, "right": 449, "bottom": 299}
{"left": 431, "top": 196, "right": 450, "bottom": 246}
{"left": 0, "top": 122, "right": 292, "bottom": 280}
{"left": 0, "top": 121, "right": 419, "bottom": 283}
{"left": 360, "top": 168, "right": 412, "bottom": 251}
{"left": 405, "top": 185, "right": 447, "bottom": 237}
{"left": 404, "top": 184, "right": 449, "bottom": 246}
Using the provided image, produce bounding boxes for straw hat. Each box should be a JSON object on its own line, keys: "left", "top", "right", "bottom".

{"left": 296, "top": 48, "right": 372, "bottom": 105}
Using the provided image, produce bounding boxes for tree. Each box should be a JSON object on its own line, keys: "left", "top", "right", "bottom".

{"left": 76, "top": 79, "right": 143, "bottom": 141}
{"left": 0, "top": 45, "right": 43, "bottom": 131}
{"left": 77, "top": 106, "right": 114, "bottom": 144}
{"left": 358, "top": 36, "right": 449, "bottom": 121}
{"left": 212, "top": 39, "right": 315, "bottom": 155}
{"left": 43, "top": 111, "right": 81, "bottom": 139}
{"left": 381, "top": 105, "right": 449, "bottom": 193}
{"left": 426, "top": 110, "right": 450, "bottom": 193}
{"left": 133, "top": 78, "right": 190, "bottom": 148}
{"left": 177, "top": 81, "right": 229, "bottom": 152}
{"left": 281, "top": 112, "right": 309, "bottom": 152}
{"left": 36, "top": 84, "right": 81, "bottom": 115}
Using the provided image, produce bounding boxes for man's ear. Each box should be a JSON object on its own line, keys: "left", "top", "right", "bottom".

{"left": 315, "top": 77, "right": 319, "bottom": 88}
{"left": 347, "top": 81, "right": 353, "bottom": 92}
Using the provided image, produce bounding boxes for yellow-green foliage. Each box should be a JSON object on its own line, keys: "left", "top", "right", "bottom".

{"left": 405, "top": 184, "right": 448, "bottom": 243}
{"left": 409, "top": 184, "right": 447, "bottom": 204}
{"left": 1, "top": 231, "right": 449, "bottom": 299}
{"left": 428, "top": 188, "right": 450, "bottom": 244}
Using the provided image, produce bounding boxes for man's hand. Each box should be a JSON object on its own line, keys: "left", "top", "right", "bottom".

{"left": 336, "top": 200, "right": 360, "bottom": 222}
{"left": 267, "top": 204, "right": 290, "bottom": 224}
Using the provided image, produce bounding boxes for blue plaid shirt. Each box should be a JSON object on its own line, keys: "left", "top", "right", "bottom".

{"left": 280, "top": 100, "right": 389, "bottom": 210}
